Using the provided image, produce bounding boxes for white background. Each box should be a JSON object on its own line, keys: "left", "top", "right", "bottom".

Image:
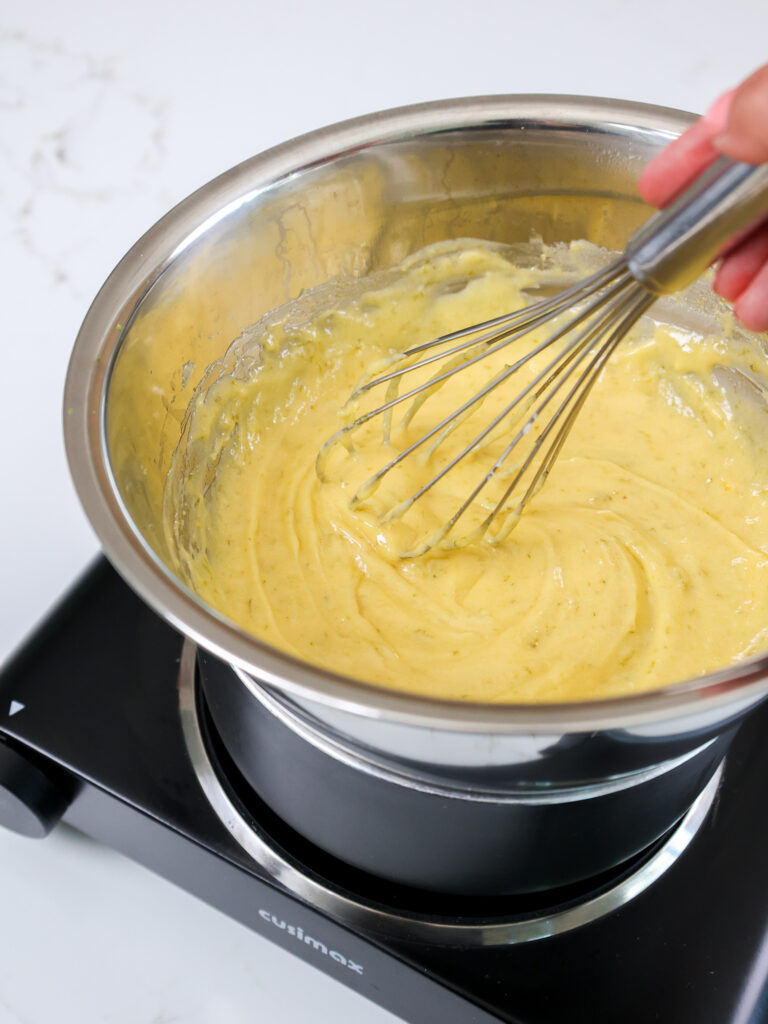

{"left": 1, "top": 2, "right": 766, "bottom": 1021}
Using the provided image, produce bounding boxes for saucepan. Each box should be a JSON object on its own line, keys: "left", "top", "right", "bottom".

{"left": 64, "top": 96, "right": 768, "bottom": 895}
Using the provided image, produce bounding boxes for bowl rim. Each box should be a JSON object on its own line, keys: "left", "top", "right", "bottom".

{"left": 63, "top": 92, "right": 768, "bottom": 734}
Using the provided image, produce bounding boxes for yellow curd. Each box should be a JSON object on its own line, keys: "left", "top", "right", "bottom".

{"left": 164, "top": 241, "right": 768, "bottom": 702}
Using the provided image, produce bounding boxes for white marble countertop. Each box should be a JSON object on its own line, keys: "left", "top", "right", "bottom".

{"left": 1, "top": 2, "right": 766, "bottom": 1021}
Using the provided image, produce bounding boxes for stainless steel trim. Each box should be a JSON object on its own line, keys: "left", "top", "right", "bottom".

{"left": 235, "top": 664, "right": 718, "bottom": 804}
{"left": 179, "top": 640, "right": 721, "bottom": 946}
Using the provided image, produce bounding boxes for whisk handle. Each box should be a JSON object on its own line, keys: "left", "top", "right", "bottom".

{"left": 626, "top": 156, "right": 768, "bottom": 294}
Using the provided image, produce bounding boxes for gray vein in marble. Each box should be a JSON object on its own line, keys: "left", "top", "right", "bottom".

{"left": 0, "top": 28, "right": 171, "bottom": 300}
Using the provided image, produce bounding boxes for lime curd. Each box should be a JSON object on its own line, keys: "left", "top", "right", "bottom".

{"left": 163, "top": 241, "right": 768, "bottom": 702}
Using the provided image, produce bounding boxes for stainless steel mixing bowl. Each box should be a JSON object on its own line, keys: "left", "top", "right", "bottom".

{"left": 64, "top": 96, "right": 768, "bottom": 893}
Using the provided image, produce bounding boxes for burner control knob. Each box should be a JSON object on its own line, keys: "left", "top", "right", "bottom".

{"left": 0, "top": 741, "right": 72, "bottom": 838}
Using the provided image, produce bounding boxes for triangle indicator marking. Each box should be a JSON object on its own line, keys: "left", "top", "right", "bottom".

{"left": 8, "top": 701, "right": 25, "bottom": 717}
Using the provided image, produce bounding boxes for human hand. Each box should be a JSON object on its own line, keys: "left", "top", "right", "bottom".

{"left": 637, "top": 64, "right": 768, "bottom": 332}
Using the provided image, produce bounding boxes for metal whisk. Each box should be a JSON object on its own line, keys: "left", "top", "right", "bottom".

{"left": 317, "top": 157, "right": 768, "bottom": 557}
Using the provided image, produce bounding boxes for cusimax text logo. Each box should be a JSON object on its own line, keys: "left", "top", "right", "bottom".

{"left": 259, "top": 909, "right": 364, "bottom": 975}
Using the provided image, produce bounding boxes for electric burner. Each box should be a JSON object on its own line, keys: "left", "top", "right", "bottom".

{"left": 2, "top": 559, "right": 768, "bottom": 1023}
{"left": 186, "top": 637, "right": 721, "bottom": 945}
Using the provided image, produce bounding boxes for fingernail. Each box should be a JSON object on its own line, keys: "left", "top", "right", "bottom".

{"left": 712, "top": 130, "right": 766, "bottom": 164}
{"left": 734, "top": 292, "right": 768, "bottom": 333}
{"left": 704, "top": 88, "right": 736, "bottom": 134}
{"left": 712, "top": 131, "right": 734, "bottom": 150}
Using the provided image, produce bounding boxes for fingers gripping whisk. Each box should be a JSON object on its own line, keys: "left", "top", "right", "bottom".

{"left": 316, "top": 261, "right": 653, "bottom": 557}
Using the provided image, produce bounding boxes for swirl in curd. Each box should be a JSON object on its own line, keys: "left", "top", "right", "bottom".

{"left": 164, "top": 241, "right": 768, "bottom": 702}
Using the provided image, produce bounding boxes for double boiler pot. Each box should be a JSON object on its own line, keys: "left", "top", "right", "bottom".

{"left": 64, "top": 96, "right": 768, "bottom": 895}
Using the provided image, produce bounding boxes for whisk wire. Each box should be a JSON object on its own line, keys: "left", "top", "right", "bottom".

{"left": 396, "top": 280, "right": 648, "bottom": 556}
{"left": 351, "top": 265, "right": 633, "bottom": 511}
{"left": 348, "top": 261, "right": 630, "bottom": 412}
{"left": 379, "top": 276, "right": 632, "bottom": 524}
{"left": 335, "top": 268, "right": 630, "bottom": 503}
{"left": 367, "top": 258, "right": 629, "bottom": 378}
{"left": 480, "top": 287, "right": 656, "bottom": 547}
